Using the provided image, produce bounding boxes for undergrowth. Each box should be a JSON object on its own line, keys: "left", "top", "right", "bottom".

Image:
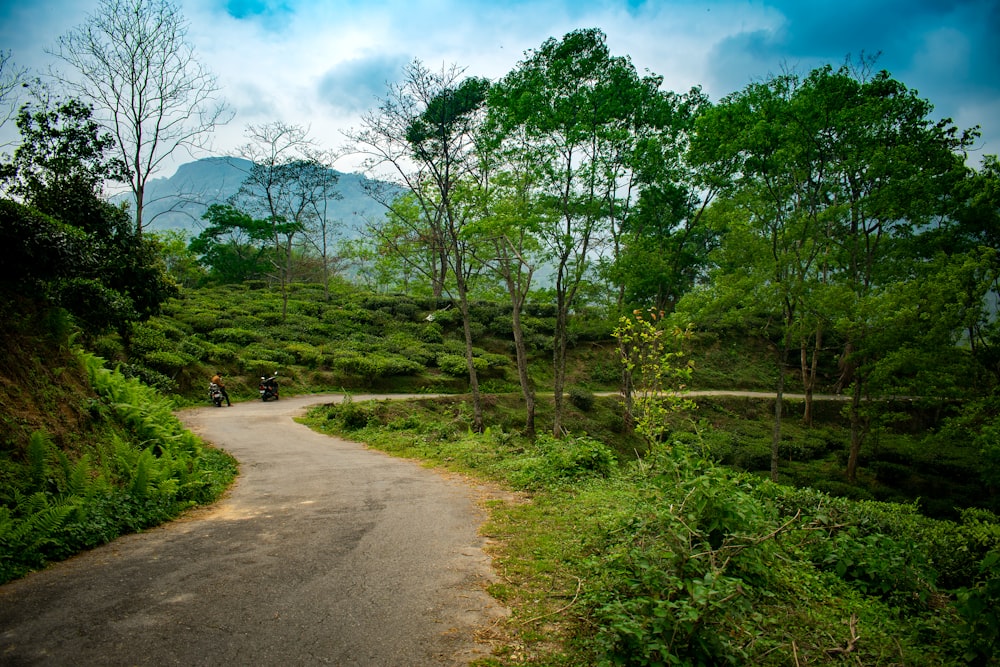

{"left": 0, "top": 352, "right": 237, "bottom": 583}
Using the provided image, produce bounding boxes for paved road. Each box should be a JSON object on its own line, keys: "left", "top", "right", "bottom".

{"left": 0, "top": 394, "right": 507, "bottom": 666}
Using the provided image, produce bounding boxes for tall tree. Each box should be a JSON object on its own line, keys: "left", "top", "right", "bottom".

{"left": 597, "top": 83, "right": 715, "bottom": 316}
{"left": 298, "top": 148, "right": 344, "bottom": 301}
{"left": 686, "top": 62, "right": 976, "bottom": 482}
{"left": 489, "top": 28, "right": 666, "bottom": 437}
{"left": 816, "top": 66, "right": 974, "bottom": 481}
{"left": 0, "top": 96, "right": 175, "bottom": 337}
{"left": 348, "top": 61, "right": 491, "bottom": 432}
{"left": 470, "top": 121, "right": 549, "bottom": 436}
{"left": 49, "top": 0, "right": 231, "bottom": 234}
{"left": 188, "top": 203, "right": 273, "bottom": 284}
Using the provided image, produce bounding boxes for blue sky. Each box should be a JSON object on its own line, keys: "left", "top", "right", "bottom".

{"left": 1, "top": 0, "right": 997, "bottom": 173}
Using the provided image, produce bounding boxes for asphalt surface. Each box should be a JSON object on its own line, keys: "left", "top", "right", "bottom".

{"left": 0, "top": 393, "right": 508, "bottom": 666}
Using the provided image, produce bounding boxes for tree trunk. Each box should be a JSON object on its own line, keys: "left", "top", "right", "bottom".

{"left": 771, "top": 349, "right": 785, "bottom": 483}
{"left": 134, "top": 182, "right": 145, "bottom": 237}
{"left": 847, "top": 381, "right": 864, "bottom": 483}
{"left": 456, "top": 280, "right": 484, "bottom": 433}
{"left": 800, "top": 327, "right": 822, "bottom": 426}
{"left": 620, "top": 361, "right": 634, "bottom": 436}
{"left": 509, "top": 302, "right": 535, "bottom": 438}
{"left": 552, "top": 305, "right": 569, "bottom": 439}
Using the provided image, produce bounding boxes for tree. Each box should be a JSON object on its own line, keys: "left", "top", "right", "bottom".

{"left": 298, "top": 148, "right": 344, "bottom": 301}
{"left": 615, "top": 308, "right": 694, "bottom": 445}
{"left": 50, "top": 0, "right": 231, "bottom": 234}
{"left": 489, "top": 28, "right": 667, "bottom": 437}
{"left": 690, "top": 71, "right": 836, "bottom": 480}
{"left": 469, "top": 125, "right": 549, "bottom": 436}
{"left": 0, "top": 50, "right": 28, "bottom": 140}
{"left": 230, "top": 122, "right": 338, "bottom": 318}
{"left": 686, "top": 62, "right": 976, "bottom": 482}
{"left": 815, "top": 66, "right": 974, "bottom": 482}
{"left": 151, "top": 229, "right": 206, "bottom": 288}
{"left": 0, "top": 96, "right": 175, "bottom": 337}
{"left": 188, "top": 204, "right": 273, "bottom": 284}
{"left": 593, "top": 81, "right": 715, "bottom": 317}
{"left": 348, "top": 61, "right": 491, "bottom": 432}
{"left": 0, "top": 98, "right": 128, "bottom": 208}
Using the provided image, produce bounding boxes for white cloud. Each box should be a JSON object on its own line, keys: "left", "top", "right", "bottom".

{"left": 0, "top": 0, "right": 995, "bottom": 174}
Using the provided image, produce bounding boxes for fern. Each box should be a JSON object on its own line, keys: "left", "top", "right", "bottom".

{"left": 0, "top": 492, "right": 78, "bottom": 581}
{"left": 131, "top": 449, "right": 153, "bottom": 499}
{"left": 27, "top": 431, "right": 51, "bottom": 492}
{"left": 66, "top": 454, "right": 96, "bottom": 497}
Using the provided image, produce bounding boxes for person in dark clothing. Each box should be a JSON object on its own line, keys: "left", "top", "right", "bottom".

{"left": 210, "top": 372, "right": 232, "bottom": 406}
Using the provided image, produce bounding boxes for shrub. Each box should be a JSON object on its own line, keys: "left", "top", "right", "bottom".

{"left": 418, "top": 321, "right": 444, "bottom": 344}
{"left": 285, "top": 342, "right": 323, "bottom": 368}
{"left": 208, "top": 327, "right": 261, "bottom": 345}
{"left": 568, "top": 386, "right": 596, "bottom": 412}
{"left": 505, "top": 435, "right": 617, "bottom": 489}
{"left": 240, "top": 344, "right": 295, "bottom": 367}
{"left": 438, "top": 353, "right": 472, "bottom": 377}
{"left": 333, "top": 353, "right": 423, "bottom": 378}
{"left": 177, "top": 311, "right": 222, "bottom": 333}
{"left": 142, "top": 350, "right": 191, "bottom": 374}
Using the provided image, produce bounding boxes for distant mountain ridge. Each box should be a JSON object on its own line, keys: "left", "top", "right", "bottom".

{"left": 129, "top": 156, "right": 391, "bottom": 237}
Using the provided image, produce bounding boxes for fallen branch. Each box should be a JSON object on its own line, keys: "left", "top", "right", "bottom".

{"left": 518, "top": 577, "right": 583, "bottom": 626}
{"left": 825, "top": 614, "right": 860, "bottom": 656}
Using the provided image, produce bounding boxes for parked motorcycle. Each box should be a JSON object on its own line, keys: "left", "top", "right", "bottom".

{"left": 259, "top": 372, "right": 279, "bottom": 401}
{"left": 208, "top": 382, "right": 224, "bottom": 407}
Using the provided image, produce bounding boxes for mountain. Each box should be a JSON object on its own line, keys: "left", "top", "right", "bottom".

{"left": 128, "top": 157, "right": 393, "bottom": 237}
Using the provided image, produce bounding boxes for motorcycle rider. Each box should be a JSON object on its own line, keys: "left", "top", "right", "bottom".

{"left": 210, "top": 372, "right": 232, "bottom": 406}
{"left": 260, "top": 372, "right": 279, "bottom": 400}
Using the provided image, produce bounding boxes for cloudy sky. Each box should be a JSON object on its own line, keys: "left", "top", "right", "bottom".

{"left": 1, "top": 0, "right": 997, "bottom": 175}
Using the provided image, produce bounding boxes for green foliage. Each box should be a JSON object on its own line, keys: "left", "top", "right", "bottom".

{"left": 332, "top": 352, "right": 424, "bottom": 379}
{"left": 504, "top": 434, "right": 617, "bottom": 489}
{"left": 567, "top": 385, "right": 595, "bottom": 412}
{"left": 616, "top": 309, "right": 695, "bottom": 444}
{"left": 0, "top": 200, "right": 92, "bottom": 298}
{"left": 437, "top": 353, "right": 476, "bottom": 376}
{"left": 0, "top": 351, "right": 236, "bottom": 583}
{"left": 302, "top": 394, "right": 999, "bottom": 666}
{"left": 189, "top": 203, "right": 273, "bottom": 283}
{"left": 954, "top": 548, "right": 1000, "bottom": 665}
{"left": 208, "top": 326, "right": 261, "bottom": 345}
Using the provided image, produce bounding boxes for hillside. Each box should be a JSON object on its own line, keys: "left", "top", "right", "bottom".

{"left": 123, "top": 157, "right": 394, "bottom": 236}
{"left": 0, "top": 298, "right": 236, "bottom": 584}
{"left": 97, "top": 282, "right": 997, "bottom": 520}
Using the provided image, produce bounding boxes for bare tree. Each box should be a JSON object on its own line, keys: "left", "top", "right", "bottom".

{"left": 231, "top": 122, "right": 338, "bottom": 318}
{"left": 49, "top": 0, "right": 232, "bottom": 235}
{"left": 299, "top": 148, "right": 344, "bottom": 301}
{"left": 0, "top": 50, "right": 29, "bottom": 143}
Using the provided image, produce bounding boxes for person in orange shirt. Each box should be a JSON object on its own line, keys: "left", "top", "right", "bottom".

{"left": 210, "top": 372, "right": 232, "bottom": 406}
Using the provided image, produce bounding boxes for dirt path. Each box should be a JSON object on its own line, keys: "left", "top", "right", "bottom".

{"left": 0, "top": 394, "right": 507, "bottom": 666}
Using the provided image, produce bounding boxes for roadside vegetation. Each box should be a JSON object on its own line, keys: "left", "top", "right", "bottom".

{"left": 0, "top": 305, "right": 236, "bottom": 584}
{"left": 302, "top": 385, "right": 1000, "bottom": 665}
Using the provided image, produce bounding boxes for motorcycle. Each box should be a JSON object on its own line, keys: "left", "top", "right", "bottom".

{"left": 259, "top": 372, "right": 279, "bottom": 401}
{"left": 208, "top": 382, "right": 224, "bottom": 407}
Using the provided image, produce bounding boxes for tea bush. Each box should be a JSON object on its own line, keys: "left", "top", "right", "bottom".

{"left": 568, "top": 385, "right": 596, "bottom": 412}
{"left": 208, "top": 327, "right": 261, "bottom": 345}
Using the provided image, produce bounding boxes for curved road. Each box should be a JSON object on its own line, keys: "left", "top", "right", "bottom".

{"left": 0, "top": 394, "right": 507, "bottom": 666}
